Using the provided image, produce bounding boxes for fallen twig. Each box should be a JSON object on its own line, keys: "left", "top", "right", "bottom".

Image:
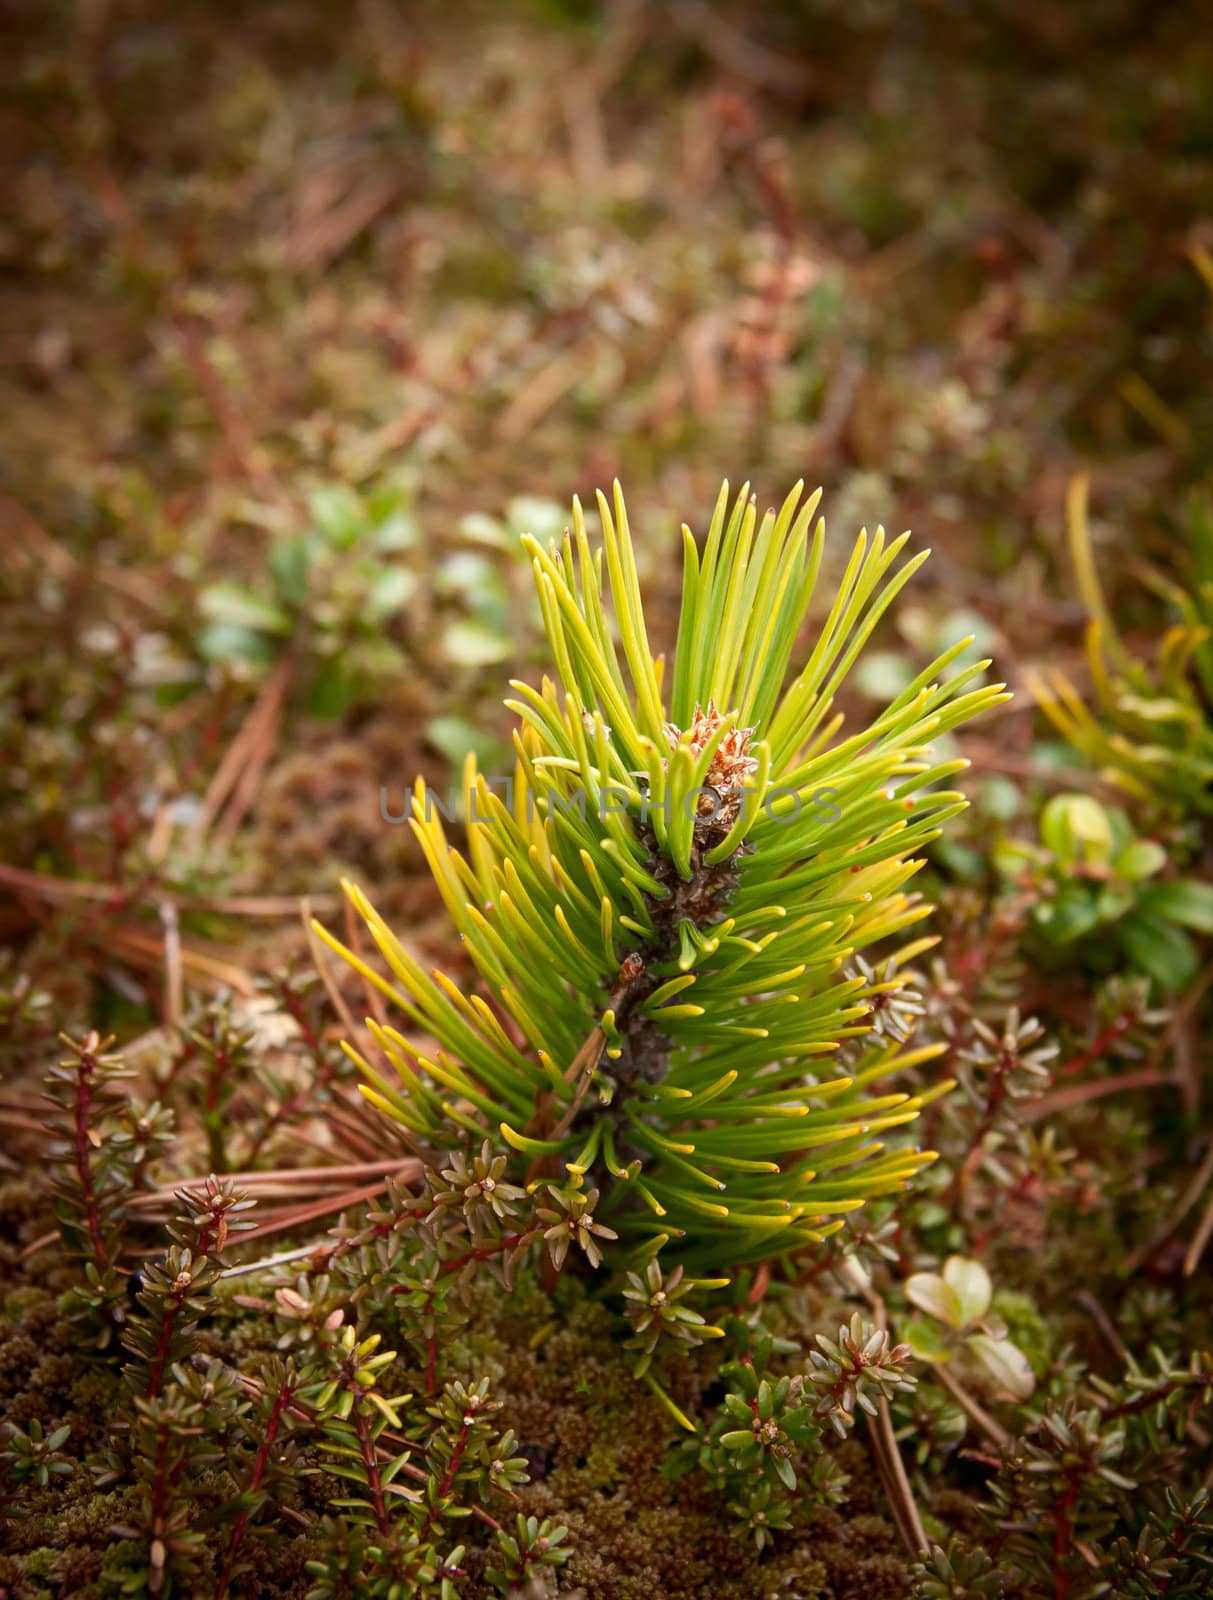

{"left": 1023, "top": 1066, "right": 1173, "bottom": 1121}
{"left": 859, "top": 1285, "right": 929, "bottom": 1556}
{"left": 934, "top": 1365, "right": 1012, "bottom": 1450}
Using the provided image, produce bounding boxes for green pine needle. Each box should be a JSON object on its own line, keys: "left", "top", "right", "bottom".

{"left": 316, "top": 479, "right": 1009, "bottom": 1267}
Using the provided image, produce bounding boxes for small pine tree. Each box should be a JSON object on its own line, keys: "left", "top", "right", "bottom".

{"left": 318, "top": 480, "right": 1007, "bottom": 1269}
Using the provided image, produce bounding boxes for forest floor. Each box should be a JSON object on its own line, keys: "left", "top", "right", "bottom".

{"left": 1, "top": 3, "right": 1212, "bottom": 1597}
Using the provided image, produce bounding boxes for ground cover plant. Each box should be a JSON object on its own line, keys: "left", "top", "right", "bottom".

{"left": 2, "top": 2, "right": 1212, "bottom": 1597}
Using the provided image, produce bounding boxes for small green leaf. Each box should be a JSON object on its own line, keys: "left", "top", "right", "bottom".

{"left": 458, "top": 511, "right": 512, "bottom": 548}
{"left": 366, "top": 566, "right": 418, "bottom": 621}
{"left": 199, "top": 583, "right": 292, "bottom": 635}
{"left": 1120, "top": 912, "right": 1200, "bottom": 991}
{"left": 309, "top": 484, "right": 366, "bottom": 550}
{"left": 437, "top": 553, "right": 510, "bottom": 629}
{"left": 425, "top": 715, "right": 500, "bottom": 769}
{"left": 993, "top": 837, "right": 1043, "bottom": 877}
{"left": 507, "top": 495, "right": 567, "bottom": 540}
{"left": 196, "top": 622, "right": 280, "bottom": 671}
{"left": 719, "top": 1429, "right": 754, "bottom": 1449}
{"left": 979, "top": 775, "right": 1022, "bottom": 821}
{"left": 1094, "top": 884, "right": 1136, "bottom": 923}
{"left": 902, "top": 1318, "right": 952, "bottom": 1363}
{"left": 373, "top": 507, "right": 421, "bottom": 553}
{"left": 1041, "top": 793, "right": 1113, "bottom": 866}
{"left": 855, "top": 650, "right": 915, "bottom": 700}
{"left": 1036, "top": 891, "right": 1103, "bottom": 944}
{"left": 436, "top": 551, "right": 496, "bottom": 595}
{"left": 1137, "top": 879, "right": 1213, "bottom": 933}
{"left": 442, "top": 619, "right": 511, "bottom": 667}
{"left": 943, "top": 1256, "right": 992, "bottom": 1325}
{"left": 966, "top": 1333, "right": 1035, "bottom": 1400}
{"left": 1113, "top": 839, "right": 1167, "bottom": 881}
{"left": 905, "top": 1271, "right": 964, "bottom": 1330}
{"left": 267, "top": 533, "right": 313, "bottom": 605}
{"left": 306, "top": 668, "right": 356, "bottom": 720}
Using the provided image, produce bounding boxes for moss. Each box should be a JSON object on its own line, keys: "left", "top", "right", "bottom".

{"left": 3, "top": 1286, "right": 51, "bottom": 1320}
{"left": 0, "top": 1258, "right": 933, "bottom": 1597}
{"left": 427, "top": 1282, "right": 915, "bottom": 1598}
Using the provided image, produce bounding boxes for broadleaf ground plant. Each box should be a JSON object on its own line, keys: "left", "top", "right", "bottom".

{"left": 319, "top": 481, "right": 1007, "bottom": 1270}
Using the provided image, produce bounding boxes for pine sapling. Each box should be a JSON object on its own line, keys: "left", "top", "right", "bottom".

{"left": 318, "top": 479, "right": 1008, "bottom": 1271}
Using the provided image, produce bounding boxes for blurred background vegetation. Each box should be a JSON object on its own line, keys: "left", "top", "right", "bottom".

{"left": 4, "top": 0, "right": 1210, "bottom": 1035}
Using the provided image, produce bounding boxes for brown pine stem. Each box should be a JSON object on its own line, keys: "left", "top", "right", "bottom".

{"left": 934, "top": 1364, "right": 1011, "bottom": 1449}
{"left": 1024, "top": 1066, "right": 1171, "bottom": 1121}
{"left": 856, "top": 1287, "right": 928, "bottom": 1556}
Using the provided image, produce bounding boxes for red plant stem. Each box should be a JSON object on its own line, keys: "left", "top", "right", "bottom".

{"left": 281, "top": 983, "right": 336, "bottom": 1083}
{"left": 353, "top": 1401, "right": 392, "bottom": 1539}
{"left": 144, "top": 1411, "right": 196, "bottom": 1597}
{"left": 969, "top": 1165, "right": 1038, "bottom": 1254}
{"left": 145, "top": 1301, "right": 181, "bottom": 1401}
{"left": 242, "top": 987, "right": 337, "bottom": 1165}
{"left": 919, "top": 902, "right": 1029, "bottom": 1154}
{"left": 437, "top": 1228, "right": 538, "bottom": 1279}
{"left": 147, "top": 1423, "right": 172, "bottom": 1597}
{"left": 157, "top": 1041, "right": 198, "bottom": 1098}
{"left": 412, "top": 1416, "right": 472, "bottom": 1556}
{"left": 205, "top": 1045, "right": 228, "bottom": 1115}
{"left": 313, "top": 1201, "right": 431, "bottom": 1268}
{"left": 1057, "top": 1010, "right": 1135, "bottom": 1078}
{"left": 381, "top": 1229, "right": 541, "bottom": 1397}
{"left": 439, "top": 1424, "right": 470, "bottom": 1500}
{"left": 1053, "top": 1481, "right": 1078, "bottom": 1598}
{"left": 145, "top": 1211, "right": 223, "bottom": 1399}
{"left": 793, "top": 1244, "right": 839, "bottom": 1290}
{"left": 72, "top": 1041, "right": 110, "bottom": 1271}
{"left": 374, "top": 1431, "right": 505, "bottom": 1532}
{"left": 968, "top": 1055, "right": 1011, "bottom": 1156}
{"left": 951, "top": 1046, "right": 1015, "bottom": 1214}
{"left": 214, "top": 1377, "right": 298, "bottom": 1600}
{"left": 1097, "top": 1375, "right": 1200, "bottom": 1423}
{"left": 424, "top": 1284, "right": 438, "bottom": 1397}
{"left": 747, "top": 1263, "right": 771, "bottom": 1304}
{"left": 316, "top": 1206, "right": 539, "bottom": 1285}
{"left": 203, "top": 1030, "right": 231, "bottom": 1174}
